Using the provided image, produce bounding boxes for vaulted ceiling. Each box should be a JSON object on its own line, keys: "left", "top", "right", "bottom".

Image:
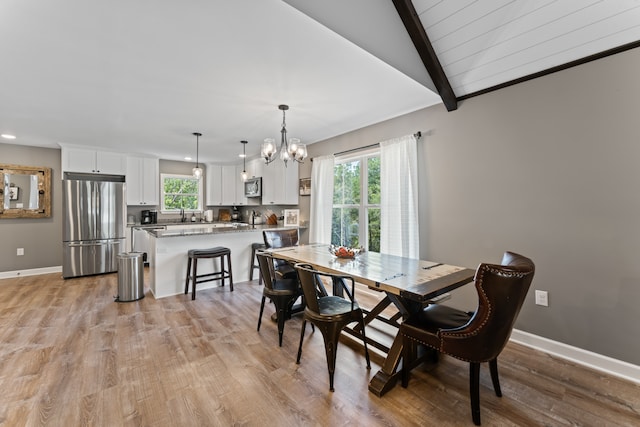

{"left": 2, "top": 0, "right": 639, "bottom": 163}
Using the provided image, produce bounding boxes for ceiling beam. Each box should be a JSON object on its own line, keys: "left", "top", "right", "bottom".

{"left": 392, "top": 0, "right": 457, "bottom": 111}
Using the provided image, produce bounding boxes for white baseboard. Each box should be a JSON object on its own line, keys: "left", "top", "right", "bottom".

{"left": 0, "top": 266, "right": 62, "bottom": 280}
{"left": 510, "top": 329, "right": 640, "bottom": 385}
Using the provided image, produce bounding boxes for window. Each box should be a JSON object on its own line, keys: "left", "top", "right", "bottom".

{"left": 160, "top": 173, "right": 203, "bottom": 213}
{"left": 332, "top": 151, "right": 380, "bottom": 252}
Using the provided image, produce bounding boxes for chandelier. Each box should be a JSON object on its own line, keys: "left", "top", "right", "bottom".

{"left": 192, "top": 132, "right": 203, "bottom": 179}
{"left": 261, "top": 104, "right": 307, "bottom": 166}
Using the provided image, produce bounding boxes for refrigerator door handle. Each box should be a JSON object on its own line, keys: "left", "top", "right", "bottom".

{"left": 67, "top": 241, "right": 105, "bottom": 247}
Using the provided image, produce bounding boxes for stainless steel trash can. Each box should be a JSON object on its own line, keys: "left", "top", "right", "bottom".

{"left": 116, "top": 252, "right": 144, "bottom": 302}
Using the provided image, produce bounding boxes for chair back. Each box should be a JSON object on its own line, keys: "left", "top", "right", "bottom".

{"left": 294, "top": 264, "right": 323, "bottom": 315}
{"left": 263, "top": 229, "right": 299, "bottom": 249}
{"left": 440, "top": 251, "right": 535, "bottom": 362}
{"left": 256, "top": 252, "right": 276, "bottom": 291}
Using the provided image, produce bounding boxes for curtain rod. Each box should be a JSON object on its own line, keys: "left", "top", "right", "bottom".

{"left": 331, "top": 131, "right": 422, "bottom": 158}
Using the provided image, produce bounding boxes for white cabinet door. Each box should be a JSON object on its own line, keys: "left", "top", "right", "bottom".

{"left": 127, "top": 156, "right": 159, "bottom": 205}
{"left": 261, "top": 163, "right": 280, "bottom": 205}
{"left": 141, "top": 157, "right": 159, "bottom": 205}
{"left": 261, "top": 163, "right": 299, "bottom": 205}
{"left": 96, "top": 151, "right": 126, "bottom": 175}
{"left": 282, "top": 162, "right": 299, "bottom": 205}
{"left": 63, "top": 148, "right": 96, "bottom": 173}
{"left": 221, "top": 165, "right": 237, "bottom": 205}
{"left": 235, "top": 164, "right": 248, "bottom": 206}
{"left": 206, "top": 164, "right": 223, "bottom": 205}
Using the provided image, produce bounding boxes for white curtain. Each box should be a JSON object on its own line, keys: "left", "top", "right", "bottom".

{"left": 380, "top": 134, "right": 420, "bottom": 258}
{"left": 309, "top": 155, "right": 335, "bottom": 244}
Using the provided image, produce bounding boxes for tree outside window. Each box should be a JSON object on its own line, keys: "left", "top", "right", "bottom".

{"left": 332, "top": 154, "right": 380, "bottom": 252}
{"left": 161, "top": 174, "right": 203, "bottom": 212}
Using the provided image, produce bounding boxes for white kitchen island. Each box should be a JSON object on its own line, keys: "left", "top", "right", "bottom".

{"left": 146, "top": 224, "right": 299, "bottom": 299}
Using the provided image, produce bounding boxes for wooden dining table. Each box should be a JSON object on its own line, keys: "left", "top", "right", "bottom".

{"left": 268, "top": 243, "right": 476, "bottom": 396}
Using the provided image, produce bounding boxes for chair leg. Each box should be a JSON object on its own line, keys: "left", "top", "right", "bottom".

{"left": 489, "top": 358, "right": 502, "bottom": 397}
{"left": 249, "top": 247, "right": 255, "bottom": 281}
{"left": 218, "top": 256, "right": 225, "bottom": 287}
{"left": 191, "top": 258, "right": 198, "bottom": 300}
{"left": 358, "top": 313, "right": 371, "bottom": 369}
{"left": 321, "top": 323, "right": 341, "bottom": 392}
{"left": 276, "top": 306, "right": 286, "bottom": 347}
{"left": 257, "top": 296, "right": 266, "bottom": 331}
{"left": 184, "top": 257, "right": 192, "bottom": 295}
{"left": 401, "top": 336, "right": 411, "bottom": 388}
{"left": 227, "top": 252, "right": 233, "bottom": 291}
{"left": 296, "top": 319, "right": 307, "bottom": 364}
{"left": 470, "top": 362, "right": 481, "bottom": 426}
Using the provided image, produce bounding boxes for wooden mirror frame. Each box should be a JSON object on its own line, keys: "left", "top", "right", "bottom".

{"left": 0, "top": 164, "right": 52, "bottom": 219}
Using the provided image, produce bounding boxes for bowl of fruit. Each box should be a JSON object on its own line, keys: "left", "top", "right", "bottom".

{"left": 328, "top": 245, "right": 364, "bottom": 259}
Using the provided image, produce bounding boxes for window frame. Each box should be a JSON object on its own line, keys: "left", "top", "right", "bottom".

{"left": 160, "top": 173, "right": 203, "bottom": 214}
{"left": 332, "top": 148, "right": 380, "bottom": 251}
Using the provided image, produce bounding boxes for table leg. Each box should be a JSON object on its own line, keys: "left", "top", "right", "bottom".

{"left": 368, "top": 331, "right": 404, "bottom": 396}
{"left": 368, "top": 293, "right": 423, "bottom": 397}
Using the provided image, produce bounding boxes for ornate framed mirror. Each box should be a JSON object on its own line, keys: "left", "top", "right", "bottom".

{"left": 0, "top": 163, "right": 52, "bottom": 219}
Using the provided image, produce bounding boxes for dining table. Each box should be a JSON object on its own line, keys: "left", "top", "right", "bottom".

{"left": 268, "top": 243, "right": 476, "bottom": 396}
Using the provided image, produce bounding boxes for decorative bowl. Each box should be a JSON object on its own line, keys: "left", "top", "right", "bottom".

{"left": 328, "top": 245, "right": 364, "bottom": 259}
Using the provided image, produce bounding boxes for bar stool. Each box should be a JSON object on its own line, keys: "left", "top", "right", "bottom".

{"left": 184, "top": 247, "right": 233, "bottom": 300}
{"left": 249, "top": 242, "right": 266, "bottom": 284}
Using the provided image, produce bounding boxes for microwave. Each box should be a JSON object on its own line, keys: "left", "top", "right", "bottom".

{"left": 244, "top": 177, "right": 262, "bottom": 197}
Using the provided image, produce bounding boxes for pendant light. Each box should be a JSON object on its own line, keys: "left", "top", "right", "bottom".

{"left": 192, "top": 132, "right": 203, "bottom": 179}
{"left": 240, "top": 140, "right": 248, "bottom": 181}
{"left": 261, "top": 104, "right": 307, "bottom": 166}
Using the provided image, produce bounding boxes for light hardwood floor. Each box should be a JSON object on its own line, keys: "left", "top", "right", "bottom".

{"left": 1, "top": 271, "right": 639, "bottom": 426}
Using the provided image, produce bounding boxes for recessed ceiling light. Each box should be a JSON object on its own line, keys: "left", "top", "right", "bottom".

{"left": 239, "top": 154, "right": 246, "bottom": 158}
{"left": 184, "top": 156, "right": 192, "bottom": 161}
{"left": 1, "top": 134, "right": 16, "bottom": 139}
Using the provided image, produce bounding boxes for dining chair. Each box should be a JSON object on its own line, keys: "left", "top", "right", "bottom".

{"left": 256, "top": 251, "right": 302, "bottom": 346}
{"left": 294, "top": 263, "right": 371, "bottom": 392}
{"left": 262, "top": 229, "right": 299, "bottom": 279}
{"left": 400, "top": 251, "right": 535, "bottom": 426}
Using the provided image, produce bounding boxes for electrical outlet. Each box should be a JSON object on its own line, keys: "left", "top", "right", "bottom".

{"left": 17, "top": 248, "right": 24, "bottom": 256}
{"left": 535, "top": 290, "right": 548, "bottom": 306}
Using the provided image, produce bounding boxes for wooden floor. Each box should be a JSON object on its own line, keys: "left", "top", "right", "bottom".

{"left": 1, "top": 271, "right": 639, "bottom": 426}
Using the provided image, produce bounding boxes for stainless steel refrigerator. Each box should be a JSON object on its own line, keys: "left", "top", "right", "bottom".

{"left": 62, "top": 173, "right": 126, "bottom": 278}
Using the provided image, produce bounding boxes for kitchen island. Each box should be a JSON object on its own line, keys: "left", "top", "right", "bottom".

{"left": 146, "top": 224, "right": 302, "bottom": 299}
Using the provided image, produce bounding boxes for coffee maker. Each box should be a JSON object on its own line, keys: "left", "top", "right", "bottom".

{"left": 141, "top": 210, "right": 156, "bottom": 224}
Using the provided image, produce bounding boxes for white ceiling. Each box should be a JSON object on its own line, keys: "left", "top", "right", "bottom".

{"left": 413, "top": 0, "right": 640, "bottom": 96}
{"left": 0, "top": 0, "right": 440, "bottom": 163}
{"left": 2, "top": 0, "right": 639, "bottom": 164}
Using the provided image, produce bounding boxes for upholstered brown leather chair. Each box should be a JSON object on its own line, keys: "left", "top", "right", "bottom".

{"left": 400, "top": 251, "right": 535, "bottom": 425}
{"left": 262, "top": 229, "right": 299, "bottom": 279}
{"left": 256, "top": 252, "right": 302, "bottom": 347}
{"left": 294, "top": 263, "right": 371, "bottom": 392}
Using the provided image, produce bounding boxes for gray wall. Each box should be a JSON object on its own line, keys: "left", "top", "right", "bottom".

{"left": 0, "top": 144, "right": 63, "bottom": 271}
{"left": 301, "top": 47, "right": 640, "bottom": 366}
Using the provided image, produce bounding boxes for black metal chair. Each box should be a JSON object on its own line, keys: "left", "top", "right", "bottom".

{"left": 256, "top": 251, "right": 302, "bottom": 346}
{"left": 400, "top": 251, "right": 535, "bottom": 425}
{"left": 262, "top": 229, "right": 299, "bottom": 279}
{"left": 294, "top": 263, "right": 371, "bottom": 392}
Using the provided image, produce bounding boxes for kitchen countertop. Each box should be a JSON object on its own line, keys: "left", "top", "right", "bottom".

{"left": 147, "top": 223, "right": 305, "bottom": 238}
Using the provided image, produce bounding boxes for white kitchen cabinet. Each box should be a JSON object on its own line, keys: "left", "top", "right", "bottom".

{"left": 61, "top": 146, "right": 126, "bottom": 175}
{"left": 261, "top": 162, "right": 299, "bottom": 205}
{"left": 206, "top": 163, "right": 258, "bottom": 206}
{"left": 126, "top": 156, "right": 159, "bottom": 205}
{"left": 221, "top": 164, "right": 237, "bottom": 205}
